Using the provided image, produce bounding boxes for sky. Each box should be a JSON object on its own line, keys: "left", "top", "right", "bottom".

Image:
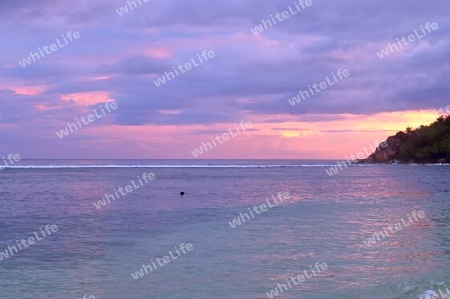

{"left": 0, "top": 0, "right": 449, "bottom": 159}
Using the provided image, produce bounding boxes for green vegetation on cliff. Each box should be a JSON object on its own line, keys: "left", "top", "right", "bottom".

{"left": 368, "top": 115, "right": 450, "bottom": 163}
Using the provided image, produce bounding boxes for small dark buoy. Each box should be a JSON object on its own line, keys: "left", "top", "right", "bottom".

{"left": 180, "top": 192, "right": 185, "bottom": 196}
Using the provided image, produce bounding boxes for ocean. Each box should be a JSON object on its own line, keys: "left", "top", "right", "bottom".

{"left": 0, "top": 160, "right": 449, "bottom": 298}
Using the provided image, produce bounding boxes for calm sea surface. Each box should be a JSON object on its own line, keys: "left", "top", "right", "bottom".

{"left": 0, "top": 160, "right": 449, "bottom": 298}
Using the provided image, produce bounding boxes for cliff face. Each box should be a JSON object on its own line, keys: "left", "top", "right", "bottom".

{"left": 363, "top": 115, "right": 450, "bottom": 164}
{"left": 366, "top": 135, "right": 403, "bottom": 163}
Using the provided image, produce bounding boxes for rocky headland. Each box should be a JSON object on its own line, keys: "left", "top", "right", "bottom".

{"left": 358, "top": 115, "right": 450, "bottom": 164}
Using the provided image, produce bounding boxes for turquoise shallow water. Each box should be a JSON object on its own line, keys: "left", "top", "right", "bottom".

{"left": 0, "top": 160, "right": 449, "bottom": 298}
